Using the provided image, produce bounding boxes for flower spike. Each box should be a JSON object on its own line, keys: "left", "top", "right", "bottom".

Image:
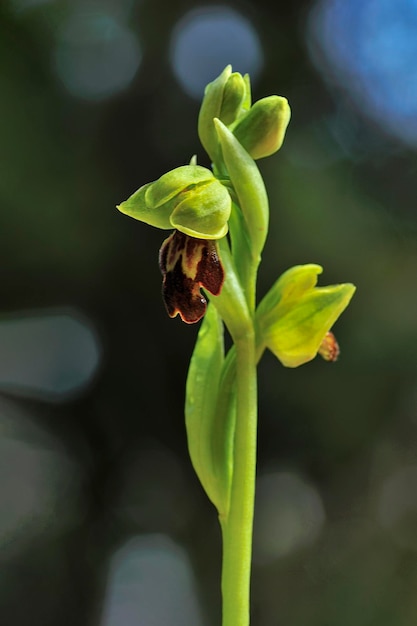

{"left": 118, "top": 65, "right": 356, "bottom": 626}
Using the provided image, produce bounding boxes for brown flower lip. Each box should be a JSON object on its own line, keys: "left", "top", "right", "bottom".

{"left": 159, "top": 230, "right": 225, "bottom": 324}
{"left": 318, "top": 331, "right": 340, "bottom": 362}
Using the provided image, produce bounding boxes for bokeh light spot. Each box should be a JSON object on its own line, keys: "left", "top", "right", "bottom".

{"left": 307, "top": 0, "right": 417, "bottom": 147}
{"left": 0, "top": 400, "right": 83, "bottom": 553}
{"left": 114, "top": 445, "right": 191, "bottom": 534}
{"left": 10, "top": 0, "right": 54, "bottom": 13}
{"left": 54, "top": 9, "right": 141, "bottom": 101}
{"left": 101, "top": 535, "right": 204, "bottom": 626}
{"left": 0, "top": 309, "right": 101, "bottom": 401}
{"left": 170, "top": 5, "right": 264, "bottom": 99}
{"left": 376, "top": 465, "right": 417, "bottom": 551}
{"left": 253, "top": 470, "right": 325, "bottom": 563}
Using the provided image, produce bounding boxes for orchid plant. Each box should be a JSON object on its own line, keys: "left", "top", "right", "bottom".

{"left": 118, "top": 65, "right": 355, "bottom": 626}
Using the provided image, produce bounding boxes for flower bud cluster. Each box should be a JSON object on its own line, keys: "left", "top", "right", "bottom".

{"left": 198, "top": 65, "right": 291, "bottom": 164}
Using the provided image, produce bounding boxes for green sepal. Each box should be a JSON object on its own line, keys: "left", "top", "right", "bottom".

{"left": 198, "top": 65, "right": 233, "bottom": 164}
{"left": 145, "top": 165, "right": 214, "bottom": 208}
{"left": 256, "top": 264, "right": 356, "bottom": 367}
{"left": 232, "top": 95, "right": 291, "bottom": 159}
{"left": 198, "top": 66, "right": 250, "bottom": 164}
{"left": 214, "top": 118, "right": 269, "bottom": 262}
{"left": 219, "top": 72, "right": 247, "bottom": 125}
{"left": 185, "top": 303, "right": 229, "bottom": 512}
{"left": 117, "top": 165, "right": 231, "bottom": 239}
{"left": 257, "top": 264, "right": 323, "bottom": 325}
{"left": 117, "top": 182, "right": 173, "bottom": 230}
{"left": 242, "top": 73, "right": 252, "bottom": 110}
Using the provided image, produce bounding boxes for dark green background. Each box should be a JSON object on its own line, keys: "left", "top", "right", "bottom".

{"left": 1, "top": 1, "right": 417, "bottom": 625}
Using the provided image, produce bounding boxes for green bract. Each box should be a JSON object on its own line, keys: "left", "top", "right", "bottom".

{"left": 256, "top": 264, "right": 356, "bottom": 367}
{"left": 117, "top": 165, "right": 231, "bottom": 239}
{"left": 215, "top": 119, "right": 269, "bottom": 261}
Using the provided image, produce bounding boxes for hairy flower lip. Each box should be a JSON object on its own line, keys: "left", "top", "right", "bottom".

{"left": 159, "top": 231, "right": 225, "bottom": 324}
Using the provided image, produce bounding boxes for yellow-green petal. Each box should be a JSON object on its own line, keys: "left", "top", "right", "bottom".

{"left": 170, "top": 179, "right": 231, "bottom": 239}
{"left": 262, "top": 283, "right": 356, "bottom": 367}
{"left": 145, "top": 165, "right": 214, "bottom": 209}
{"left": 257, "top": 264, "right": 323, "bottom": 328}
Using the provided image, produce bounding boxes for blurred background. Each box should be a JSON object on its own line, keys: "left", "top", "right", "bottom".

{"left": 1, "top": 0, "right": 417, "bottom": 624}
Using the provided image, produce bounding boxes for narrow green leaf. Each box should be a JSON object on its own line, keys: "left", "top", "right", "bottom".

{"left": 185, "top": 303, "right": 227, "bottom": 511}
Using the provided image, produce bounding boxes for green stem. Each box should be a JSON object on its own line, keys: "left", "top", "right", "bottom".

{"left": 220, "top": 329, "right": 258, "bottom": 626}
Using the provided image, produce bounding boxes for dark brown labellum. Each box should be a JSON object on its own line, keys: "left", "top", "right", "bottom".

{"left": 159, "top": 231, "right": 225, "bottom": 323}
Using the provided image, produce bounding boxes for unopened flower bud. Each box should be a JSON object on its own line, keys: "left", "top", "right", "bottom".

{"left": 198, "top": 65, "right": 250, "bottom": 163}
{"left": 219, "top": 72, "right": 248, "bottom": 125}
{"left": 232, "top": 95, "right": 291, "bottom": 159}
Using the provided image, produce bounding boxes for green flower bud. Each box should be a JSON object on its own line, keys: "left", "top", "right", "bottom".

{"left": 232, "top": 95, "right": 291, "bottom": 159}
{"left": 256, "top": 264, "right": 355, "bottom": 367}
{"left": 198, "top": 65, "right": 250, "bottom": 163}
{"left": 219, "top": 72, "right": 248, "bottom": 124}
{"left": 117, "top": 165, "right": 232, "bottom": 239}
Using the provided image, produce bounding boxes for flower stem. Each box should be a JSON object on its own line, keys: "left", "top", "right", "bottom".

{"left": 220, "top": 328, "right": 257, "bottom": 626}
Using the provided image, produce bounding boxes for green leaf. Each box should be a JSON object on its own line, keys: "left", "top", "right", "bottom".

{"left": 185, "top": 303, "right": 228, "bottom": 511}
